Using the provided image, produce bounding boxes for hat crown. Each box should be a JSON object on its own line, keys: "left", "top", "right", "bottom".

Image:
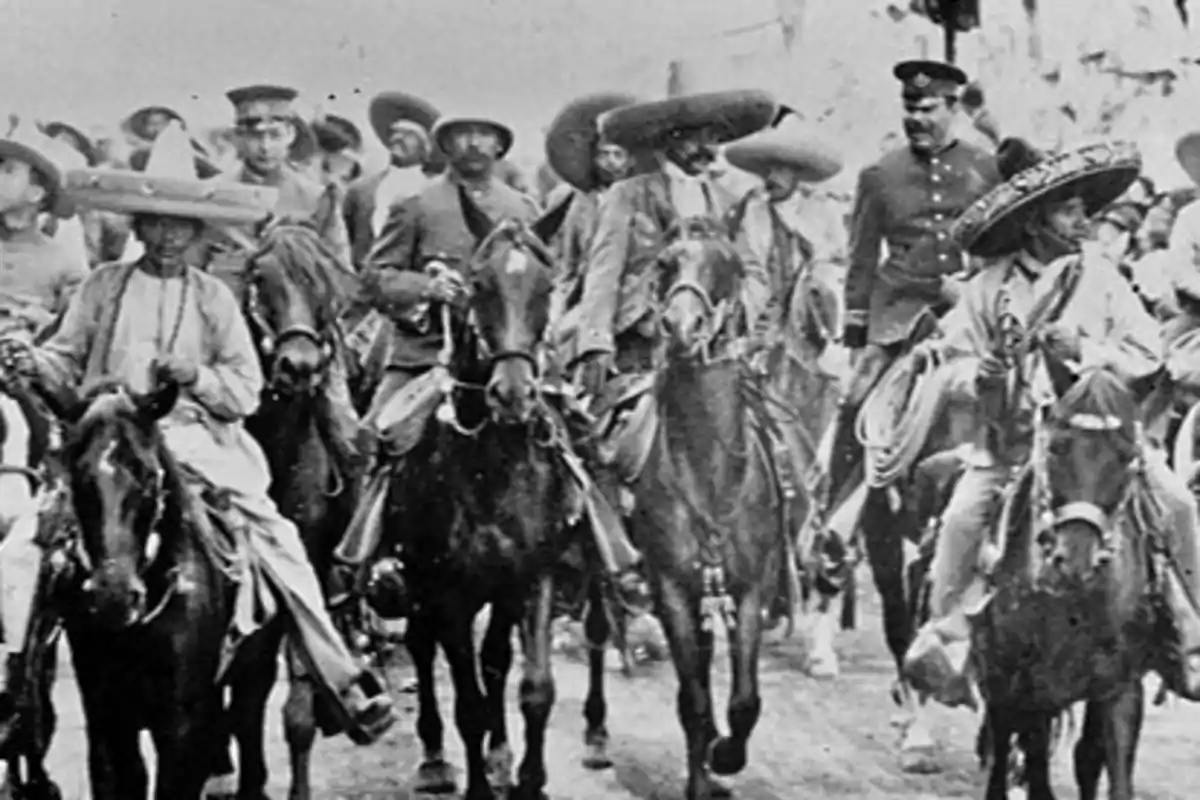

{"left": 143, "top": 121, "right": 202, "bottom": 180}
{"left": 2, "top": 118, "right": 84, "bottom": 172}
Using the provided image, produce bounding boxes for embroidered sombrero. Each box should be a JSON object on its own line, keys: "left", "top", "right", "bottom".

{"left": 723, "top": 127, "right": 843, "bottom": 184}
{"left": 952, "top": 138, "right": 1141, "bottom": 257}
{"left": 544, "top": 92, "right": 640, "bottom": 192}
{"left": 64, "top": 120, "right": 276, "bottom": 225}
{"left": 598, "top": 89, "right": 779, "bottom": 152}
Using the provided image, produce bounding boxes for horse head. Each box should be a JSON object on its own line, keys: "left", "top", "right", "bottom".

{"left": 65, "top": 378, "right": 184, "bottom": 630}
{"left": 457, "top": 185, "right": 572, "bottom": 424}
{"left": 241, "top": 223, "right": 355, "bottom": 396}
{"left": 657, "top": 215, "right": 745, "bottom": 359}
{"left": 1037, "top": 363, "right": 1142, "bottom": 580}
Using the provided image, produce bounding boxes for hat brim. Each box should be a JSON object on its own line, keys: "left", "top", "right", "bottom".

{"left": 368, "top": 92, "right": 440, "bottom": 147}
{"left": 126, "top": 106, "right": 183, "bottom": 141}
{"left": 432, "top": 117, "right": 514, "bottom": 159}
{"left": 41, "top": 122, "right": 99, "bottom": 167}
{"left": 64, "top": 168, "right": 276, "bottom": 225}
{"left": 0, "top": 141, "right": 71, "bottom": 218}
{"left": 313, "top": 115, "right": 363, "bottom": 154}
{"left": 545, "top": 92, "right": 639, "bottom": 192}
{"left": 288, "top": 117, "right": 316, "bottom": 164}
{"left": 1175, "top": 131, "right": 1200, "bottom": 187}
{"left": 953, "top": 141, "right": 1141, "bottom": 258}
{"left": 723, "top": 140, "right": 843, "bottom": 184}
{"left": 599, "top": 89, "right": 778, "bottom": 152}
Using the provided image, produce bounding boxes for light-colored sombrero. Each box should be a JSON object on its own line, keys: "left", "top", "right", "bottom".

{"left": 723, "top": 127, "right": 843, "bottom": 184}
{"left": 598, "top": 89, "right": 779, "bottom": 152}
{"left": 0, "top": 119, "right": 85, "bottom": 218}
{"left": 431, "top": 112, "right": 514, "bottom": 159}
{"left": 952, "top": 139, "right": 1141, "bottom": 258}
{"left": 64, "top": 120, "right": 276, "bottom": 225}
{"left": 544, "top": 92, "right": 639, "bottom": 192}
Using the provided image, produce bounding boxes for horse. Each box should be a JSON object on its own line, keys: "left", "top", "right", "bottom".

{"left": 617, "top": 214, "right": 800, "bottom": 799}
{"left": 971, "top": 362, "right": 1169, "bottom": 800}
{"left": 57, "top": 380, "right": 245, "bottom": 799}
{"left": 0, "top": 376, "right": 61, "bottom": 800}
{"left": 380, "top": 186, "right": 580, "bottom": 800}
{"left": 199, "top": 222, "right": 362, "bottom": 800}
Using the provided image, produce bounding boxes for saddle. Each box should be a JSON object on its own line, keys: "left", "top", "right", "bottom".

{"left": 589, "top": 372, "right": 660, "bottom": 487}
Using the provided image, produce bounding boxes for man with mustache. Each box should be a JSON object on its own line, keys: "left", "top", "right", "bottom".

{"left": 542, "top": 92, "right": 646, "bottom": 328}
{"left": 816, "top": 61, "right": 1001, "bottom": 610}
{"left": 568, "top": 89, "right": 779, "bottom": 395}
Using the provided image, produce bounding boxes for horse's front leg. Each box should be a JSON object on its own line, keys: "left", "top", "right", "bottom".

{"left": 1099, "top": 681, "right": 1144, "bottom": 800}
{"left": 440, "top": 611, "right": 493, "bottom": 800}
{"left": 479, "top": 601, "right": 517, "bottom": 792}
{"left": 407, "top": 606, "right": 455, "bottom": 795}
{"left": 581, "top": 573, "right": 613, "bottom": 770}
{"left": 1017, "top": 713, "right": 1056, "bottom": 800}
{"left": 514, "top": 573, "right": 557, "bottom": 800}
{"left": 225, "top": 624, "right": 283, "bottom": 800}
{"left": 150, "top": 678, "right": 224, "bottom": 800}
{"left": 654, "top": 571, "right": 724, "bottom": 800}
{"left": 68, "top": 633, "right": 147, "bottom": 800}
{"left": 708, "top": 570, "right": 765, "bottom": 778}
{"left": 983, "top": 704, "right": 1014, "bottom": 800}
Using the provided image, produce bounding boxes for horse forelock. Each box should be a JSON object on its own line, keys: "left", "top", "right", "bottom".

{"left": 1052, "top": 367, "right": 1139, "bottom": 448}
{"left": 249, "top": 224, "right": 352, "bottom": 327}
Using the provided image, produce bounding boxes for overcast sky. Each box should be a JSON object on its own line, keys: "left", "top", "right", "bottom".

{"left": 1, "top": 0, "right": 776, "bottom": 159}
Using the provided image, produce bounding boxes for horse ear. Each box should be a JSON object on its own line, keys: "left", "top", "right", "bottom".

{"left": 1044, "top": 349, "right": 1078, "bottom": 398}
{"left": 135, "top": 380, "right": 180, "bottom": 424}
{"left": 531, "top": 192, "right": 574, "bottom": 246}
{"left": 457, "top": 184, "right": 496, "bottom": 245}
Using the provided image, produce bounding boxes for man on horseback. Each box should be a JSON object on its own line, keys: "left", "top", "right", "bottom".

{"left": 817, "top": 59, "right": 1000, "bottom": 601}
{"left": 0, "top": 122, "right": 397, "bottom": 743}
{"left": 566, "top": 89, "right": 780, "bottom": 395}
{"left": 902, "top": 137, "right": 1200, "bottom": 705}
{"left": 542, "top": 92, "right": 646, "bottom": 327}
{"left": 0, "top": 121, "right": 90, "bottom": 342}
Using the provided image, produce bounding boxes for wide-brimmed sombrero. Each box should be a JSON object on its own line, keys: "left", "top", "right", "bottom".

{"left": 127, "top": 138, "right": 222, "bottom": 179}
{"left": 0, "top": 120, "right": 85, "bottom": 218}
{"left": 368, "top": 92, "right": 440, "bottom": 145}
{"left": 544, "top": 92, "right": 639, "bottom": 192}
{"left": 64, "top": 121, "right": 276, "bottom": 225}
{"left": 723, "top": 127, "right": 843, "bottom": 184}
{"left": 431, "top": 112, "right": 514, "bottom": 160}
{"left": 952, "top": 138, "right": 1141, "bottom": 258}
{"left": 125, "top": 105, "right": 184, "bottom": 141}
{"left": 40, "top": 121, "right": 100, "bottom": 167}
{"left": 598, "top": 89, "right": 779, "bottom": 152}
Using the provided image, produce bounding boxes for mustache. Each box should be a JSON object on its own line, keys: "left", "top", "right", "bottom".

{"left": 904, "top": 120, "right": 930, "bottom": 136}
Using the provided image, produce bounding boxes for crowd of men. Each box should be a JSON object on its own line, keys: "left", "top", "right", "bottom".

{"left": 1, "top": 53, "right": 1200, "bottom": 764}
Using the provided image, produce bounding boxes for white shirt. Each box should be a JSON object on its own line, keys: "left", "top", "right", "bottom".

{"left": 373, "top": 166, "right": 430, "bottom": 237}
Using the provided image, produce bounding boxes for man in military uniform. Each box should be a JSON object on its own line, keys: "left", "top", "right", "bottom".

{"left": 542, "top": 92, "right": 644, "bottom": 327}
{"left": 819, "top": 60, "right": 1001, "bottom": 551}
{"left": 221, "top": 84, "right": 365, "bottom": 473}
{"left": 567, "top": 89, "right": 780, "bottom": 394}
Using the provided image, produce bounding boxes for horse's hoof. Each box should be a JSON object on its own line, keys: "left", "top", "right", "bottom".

{"left": 696, "top": 773, "right": 733, "bottom": 799}
{"left": 414, "top": 758, "right": 457, "bottom": 794}
{"left": 582, "top": 735, "right": 613, "bottom": 770}
{"left": 807, "top": 652, "right": 840, "bottom": 679}
{"left": 485, "top": 744, "right": 513, "bottom": 790}
{"left": 201, "top": 772, "right": 237, "bottom": 799}
{"left": 708, "top": 736, "right": 747, "bottom": 776}
{"left": 898, "top": 744, "right": 941, "bottom": 775}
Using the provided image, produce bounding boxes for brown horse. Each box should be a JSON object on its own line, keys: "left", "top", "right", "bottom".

{"left": 622, "top": 215, "right": 799, "bottom": 799}
{"left": 202, "top": 222, "right": 360, "bottom": 800}
{"left": 381, "top": 188, "right": 582, "bottom": 800}
{"left": 972, "top": 364, "right": 1167, "bottom": 800}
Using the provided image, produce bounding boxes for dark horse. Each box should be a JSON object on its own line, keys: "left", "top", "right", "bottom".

{"left": 383, "top": 188, "right": 580, "bottom": 800}
{"left": 612, "top": 215, "right": 798, "bottom": 799}
{"left": 58, "top": 380, "right": 246, "bottom": 798}
{"left": 201, "top": 222, "right": 362, "bottom": 799}
{"left": 972, "top": 363, "right": 1170, "bottom": 800}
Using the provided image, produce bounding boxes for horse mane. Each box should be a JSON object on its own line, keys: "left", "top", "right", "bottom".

{"left": 249, "top": 223, "right": 356, "bottom": 330}
{"left": 469, "top": 219, "right": 558, "bottom": 280}
{"left": 1052, "top": 366, "right": 1140, "bottom": 452}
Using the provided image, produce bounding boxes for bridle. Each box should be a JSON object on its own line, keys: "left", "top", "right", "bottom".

{"left": 242, "top": 263, "right": 336, "bottom": 387}
{"left": 659, "top": 221, "right": 740, "bottom": 362}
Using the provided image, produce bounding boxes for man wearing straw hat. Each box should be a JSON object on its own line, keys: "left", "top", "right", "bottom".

{"left": 0, "top": 120, "right": 90, "bottom": 343}
{"left": 541, "top": 91, "right": 645, "bottom": 326}
{"left": 568, "top": 88, "right": 780, "bottom": 395}
{"left": 816, "top": 60, "right": 1000, "bottom": 586}
{"left": 901, "top": 137, "right": 1200, "bottom": 707}
{"left": 0, "top": 122, "right": 396, "bottom": 743}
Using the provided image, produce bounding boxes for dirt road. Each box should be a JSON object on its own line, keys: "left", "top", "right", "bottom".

{"left": 32, "top": 577, "right": 1200, "bottom": 799}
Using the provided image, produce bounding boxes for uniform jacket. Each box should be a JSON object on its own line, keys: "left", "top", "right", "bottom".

{"left": 569, "top": 168, "right": 734, "bottom": 362}
{"left": 343, "top": 168, "right": 389, "bottom": 269}
{"left": 550, "top": 186, "right": 602, "bottom": 324}
{"left": 363, "top": 171, "right": 540, "bottom": 368}
{"left": 846, "top": 139, "right": 999, "bottom": 348}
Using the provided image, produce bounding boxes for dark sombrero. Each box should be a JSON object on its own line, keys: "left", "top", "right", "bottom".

{"left": 39, "top": 121, "right": 100, "bottom": 166}
{"left": 368, "top": 91, "right": 440, "bottom": 146}
{"left": 544, "top": 92, "right": 640, "bottom": 192}
{"left": 598, "top": 89, "right": 779, "bottom": 152}
{"left": 952, "top": 138, "right": 1142, "bottom": 258}
{"left": 312, "top": 113, "right": 364, "bottom": 154}
{"left": 723, "top": 128, "right": 843, "bottom": 184}
{"left": 125, "top": 105, "right": 184, "bottom": 141}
